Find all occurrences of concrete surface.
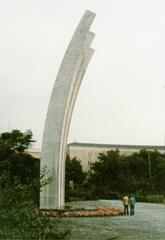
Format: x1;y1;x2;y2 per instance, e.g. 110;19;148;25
63;200;165;240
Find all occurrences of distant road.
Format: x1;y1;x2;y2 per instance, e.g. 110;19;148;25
63;200;165;240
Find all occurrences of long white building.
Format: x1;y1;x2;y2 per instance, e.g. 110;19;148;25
28;142;165;172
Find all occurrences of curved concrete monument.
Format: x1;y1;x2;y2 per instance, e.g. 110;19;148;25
40;10;95;209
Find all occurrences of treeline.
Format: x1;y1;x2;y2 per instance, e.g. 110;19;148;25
66;149;165;203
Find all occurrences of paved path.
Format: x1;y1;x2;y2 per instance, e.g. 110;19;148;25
63;200;165;240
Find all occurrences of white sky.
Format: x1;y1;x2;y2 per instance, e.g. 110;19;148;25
0;0;165;147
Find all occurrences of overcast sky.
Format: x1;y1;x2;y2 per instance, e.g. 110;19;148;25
0;0;165;148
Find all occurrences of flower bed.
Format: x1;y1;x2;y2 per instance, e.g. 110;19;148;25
43;206;123;218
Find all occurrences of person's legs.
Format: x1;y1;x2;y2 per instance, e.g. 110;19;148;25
130;205;133;215
124;205;129;215
130;205;135;215
124;205;126;214
126;205;129;215
132;205;135;215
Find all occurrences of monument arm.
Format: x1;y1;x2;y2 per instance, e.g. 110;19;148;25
40;10;95;210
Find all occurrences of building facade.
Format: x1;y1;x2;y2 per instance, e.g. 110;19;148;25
28;142;165;172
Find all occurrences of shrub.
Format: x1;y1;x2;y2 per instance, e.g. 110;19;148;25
0;201;70;239
135;194;164;203
0;185;71;239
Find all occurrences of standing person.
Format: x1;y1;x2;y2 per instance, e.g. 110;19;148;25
129;196;136;215
122;195;129;215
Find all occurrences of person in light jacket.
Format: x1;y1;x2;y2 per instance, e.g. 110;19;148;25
122;195;129;215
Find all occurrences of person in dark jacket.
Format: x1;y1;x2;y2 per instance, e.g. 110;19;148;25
129;196;136;215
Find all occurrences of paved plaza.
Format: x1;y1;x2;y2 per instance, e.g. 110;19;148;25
63;200;165;240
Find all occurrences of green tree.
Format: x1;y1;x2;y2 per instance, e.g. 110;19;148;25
86;148;165;200
65;155;86;201
0;129;39;204
87;150;127;199
0;130;70;239
65;155;86;185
